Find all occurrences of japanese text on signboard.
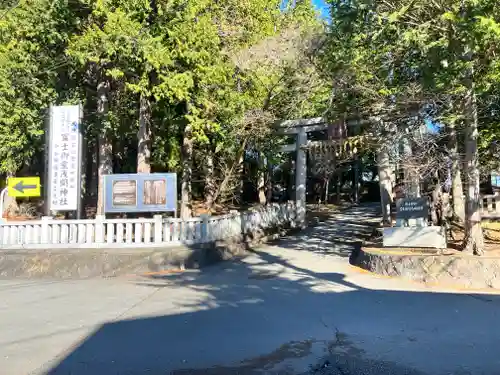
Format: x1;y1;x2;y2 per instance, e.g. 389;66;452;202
48;105;81;211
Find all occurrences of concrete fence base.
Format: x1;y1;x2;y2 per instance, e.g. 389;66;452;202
0;226;294;279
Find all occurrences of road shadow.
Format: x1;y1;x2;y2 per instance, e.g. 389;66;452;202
41;247;500;375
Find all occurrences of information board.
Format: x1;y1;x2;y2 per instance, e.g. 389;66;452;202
104;173;177;213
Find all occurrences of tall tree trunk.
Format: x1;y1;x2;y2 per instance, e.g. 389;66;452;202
209;139;247;212
239;152;246;203
448;121;465;222
444;20;466;222
204;148;215;208
352;154;360;203
378;145;393;225
336;170;342;203
431;173;442;225
96;78;112;216
462;71;484;255
84;138;97;210
257;153;267;204
324;176;330;204
83;65;98;212
402;136;420;197
89;141;99;204
3;171;18;216
180;122;193;219
237;153;245;204
137;93;152;174
288;157;295;201
266;159;273;203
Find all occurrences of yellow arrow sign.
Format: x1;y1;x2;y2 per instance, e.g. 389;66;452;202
7;177;41;198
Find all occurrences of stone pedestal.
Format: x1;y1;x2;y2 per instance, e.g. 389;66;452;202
383;226;447;249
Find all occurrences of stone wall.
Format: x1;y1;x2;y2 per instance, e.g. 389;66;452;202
0;225;295;279
354;248;500;289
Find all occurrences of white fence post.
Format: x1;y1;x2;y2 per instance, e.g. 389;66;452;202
41;216;51;244
95;215;105;243
154;215;163;243
200;214;209;242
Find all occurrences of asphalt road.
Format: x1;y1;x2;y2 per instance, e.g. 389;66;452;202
1;206;500;375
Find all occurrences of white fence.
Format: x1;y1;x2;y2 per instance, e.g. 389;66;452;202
0;202;297;249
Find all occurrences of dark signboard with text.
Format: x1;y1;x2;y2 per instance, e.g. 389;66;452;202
396;198;428;220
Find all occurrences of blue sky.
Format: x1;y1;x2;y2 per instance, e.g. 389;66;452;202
312;0;329;19
309;0;440;135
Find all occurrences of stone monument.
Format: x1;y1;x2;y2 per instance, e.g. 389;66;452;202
383;197;447;249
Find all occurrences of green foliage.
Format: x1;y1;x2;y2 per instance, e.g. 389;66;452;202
0;0;327;206
321;0;500;173
0;0;90;173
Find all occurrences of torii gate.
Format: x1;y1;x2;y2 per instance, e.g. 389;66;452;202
275;117;363;228
275;118;324;228
277;117;427;228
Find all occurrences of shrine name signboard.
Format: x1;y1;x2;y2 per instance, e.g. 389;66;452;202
104;173;176;214
47;105;82;212
396;198;428;220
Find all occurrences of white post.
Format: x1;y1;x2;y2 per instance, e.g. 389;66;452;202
200;214;209;242
95;215;105;243
295;127;307;228
0;188;7;223
41;216;52;244
154;215;163;243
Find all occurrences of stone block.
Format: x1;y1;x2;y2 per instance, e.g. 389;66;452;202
383;226;447;248
354;247;500;289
